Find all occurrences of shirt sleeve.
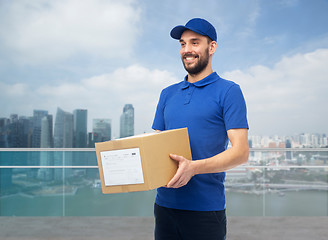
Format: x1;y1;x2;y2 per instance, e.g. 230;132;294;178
152;89;166;131
223;84;249;131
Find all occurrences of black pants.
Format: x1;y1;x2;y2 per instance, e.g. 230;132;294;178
154;203;226;240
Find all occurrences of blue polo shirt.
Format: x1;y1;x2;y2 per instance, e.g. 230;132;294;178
152;72;248;211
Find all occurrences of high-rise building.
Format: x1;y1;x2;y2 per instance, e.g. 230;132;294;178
7;114;19;147
2;115;31;148
38;115;54;180
32;110;48;148
87;132;94;147
0;118;9;147
0;117;13;188
93;119;111;143
120;104;134;138
0;118;9;129
73;109;87;148
40;115;53;148
19;116;33;148
53;108;73;180
286;139;292;160
54;108;73;148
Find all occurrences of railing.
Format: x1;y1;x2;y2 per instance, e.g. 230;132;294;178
0;148;327;216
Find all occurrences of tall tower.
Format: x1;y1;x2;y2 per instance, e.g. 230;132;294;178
54;108;73;148
38;115;54;180
73;109;87;148
32;110;48;148
53;108;73;180
0;118;9;147
285;139;292;160
19;116;33;148
120;104;134;138
93;119;111;143
7;114;19;147
40;115;53;148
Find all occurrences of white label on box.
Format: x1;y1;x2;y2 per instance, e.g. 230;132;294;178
100;148;144;186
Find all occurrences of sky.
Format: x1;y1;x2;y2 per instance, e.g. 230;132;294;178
0;0;328;137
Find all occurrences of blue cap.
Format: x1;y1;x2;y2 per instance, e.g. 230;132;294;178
170;18;217;42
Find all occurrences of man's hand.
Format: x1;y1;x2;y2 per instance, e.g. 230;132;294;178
167;154;196;188
166;129;248;188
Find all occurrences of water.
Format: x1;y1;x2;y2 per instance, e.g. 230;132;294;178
1;150;327;217
1;187;327;217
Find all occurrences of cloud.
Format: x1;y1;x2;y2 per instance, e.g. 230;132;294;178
0;65;178;137
223;48;328;135
0;82;29;97
0;0;141;64
1;47;327;136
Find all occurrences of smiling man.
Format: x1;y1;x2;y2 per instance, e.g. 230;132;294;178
179;30;214;82
152;18;249;240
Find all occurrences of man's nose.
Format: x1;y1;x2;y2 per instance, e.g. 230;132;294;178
182;43;192;53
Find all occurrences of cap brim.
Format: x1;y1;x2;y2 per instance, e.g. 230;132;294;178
170;25;188;40
170;25;209;40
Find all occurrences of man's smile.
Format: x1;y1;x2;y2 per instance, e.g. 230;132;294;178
183;54;199;63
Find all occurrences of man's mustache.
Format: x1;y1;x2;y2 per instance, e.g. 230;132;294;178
182;53;199;58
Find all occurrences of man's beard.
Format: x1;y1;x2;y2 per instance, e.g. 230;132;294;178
182;48;210;75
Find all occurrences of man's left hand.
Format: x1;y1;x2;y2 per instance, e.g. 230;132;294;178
167;154;196;188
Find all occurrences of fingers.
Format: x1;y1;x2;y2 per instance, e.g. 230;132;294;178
167;154;181;187
167;169;183;188
169;153;184;162
167;175;186;188
167;154;191;188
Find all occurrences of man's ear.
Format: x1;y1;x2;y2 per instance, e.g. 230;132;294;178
209;41;217;55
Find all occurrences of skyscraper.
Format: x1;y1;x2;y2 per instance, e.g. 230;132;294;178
38;115;54;180
73;109;87;148
53;108;73;180
286;139;292;160
40;115;53;148
7;114;19;147
0;118;9;147
93;119;111;143
32;110;48;148
54;108;73;148
120;104;134;138
19;116;33;148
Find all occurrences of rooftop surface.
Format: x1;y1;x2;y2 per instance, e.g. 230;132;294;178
0;216;327;240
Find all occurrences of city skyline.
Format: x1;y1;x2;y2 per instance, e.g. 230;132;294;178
0;105;138;148
1;106;327;149
0;1;327;137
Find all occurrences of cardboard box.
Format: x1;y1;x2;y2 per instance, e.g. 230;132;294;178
95;128;191;194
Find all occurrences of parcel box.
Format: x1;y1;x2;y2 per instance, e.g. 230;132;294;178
95;128;191;194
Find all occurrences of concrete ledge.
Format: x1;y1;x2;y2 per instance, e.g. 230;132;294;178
228;217;328;240
0;217;327;240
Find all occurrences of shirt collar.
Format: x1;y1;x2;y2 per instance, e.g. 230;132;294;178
181;72;219;89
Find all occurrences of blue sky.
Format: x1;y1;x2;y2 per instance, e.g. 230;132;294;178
0;0;328;137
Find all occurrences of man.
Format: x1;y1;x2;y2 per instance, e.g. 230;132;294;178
152;18;249;240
